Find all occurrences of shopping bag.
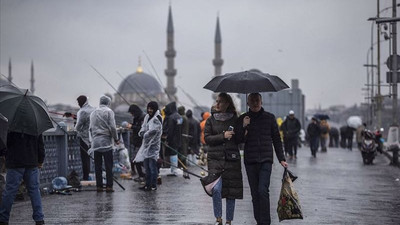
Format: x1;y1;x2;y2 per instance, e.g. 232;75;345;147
277;168;303;222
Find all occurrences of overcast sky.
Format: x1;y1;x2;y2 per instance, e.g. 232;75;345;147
0;0;396;111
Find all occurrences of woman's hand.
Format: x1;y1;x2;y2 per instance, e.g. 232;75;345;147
224;131;235;140
243;116;250;127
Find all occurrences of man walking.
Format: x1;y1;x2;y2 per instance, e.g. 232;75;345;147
235;93;288;225
307;117;321;157
281;110;301;159
75;95;95;181
0;131;45;225
89;95;119;192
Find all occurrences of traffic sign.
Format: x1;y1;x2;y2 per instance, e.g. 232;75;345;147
386;54;400;71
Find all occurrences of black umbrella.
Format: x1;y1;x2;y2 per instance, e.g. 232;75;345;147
203;70;289;94
0;113;8;150
0;85;53;136
313;114;330;120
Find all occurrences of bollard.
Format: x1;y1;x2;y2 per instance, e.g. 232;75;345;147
392;145;399;166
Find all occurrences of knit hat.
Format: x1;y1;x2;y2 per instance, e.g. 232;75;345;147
77;95;87;108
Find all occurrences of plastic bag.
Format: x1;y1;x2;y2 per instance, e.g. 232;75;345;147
277;168;303;221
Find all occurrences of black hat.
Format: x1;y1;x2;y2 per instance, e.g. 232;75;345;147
77;95;87;108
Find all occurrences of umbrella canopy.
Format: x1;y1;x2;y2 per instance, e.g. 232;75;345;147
313;114;330;120
0;113;8;150
203;70;289;94
0;85;53;136
347;116;362;129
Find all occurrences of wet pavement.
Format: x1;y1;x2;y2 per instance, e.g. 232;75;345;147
7;146;400;225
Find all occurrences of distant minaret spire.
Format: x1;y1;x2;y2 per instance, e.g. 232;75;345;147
164;5;177;101
30;60;35;94
137;56;143;73
8;58;12;83
212;15;224;100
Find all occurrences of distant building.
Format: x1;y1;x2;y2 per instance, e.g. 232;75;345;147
239;78;305;126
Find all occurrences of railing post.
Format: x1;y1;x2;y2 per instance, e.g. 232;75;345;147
55;122;68;177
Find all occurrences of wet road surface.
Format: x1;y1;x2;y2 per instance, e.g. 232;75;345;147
7;147;400;224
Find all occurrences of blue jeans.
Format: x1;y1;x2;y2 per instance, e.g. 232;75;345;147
245;162;272;225
212;179;235;221
0;168;44;223
143;158;158;188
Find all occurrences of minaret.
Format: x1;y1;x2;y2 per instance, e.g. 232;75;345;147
164;5;177;101
8;58;12;83
212;16;224;100
30;60;35;94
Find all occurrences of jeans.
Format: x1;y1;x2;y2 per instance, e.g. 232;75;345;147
143;158;158;188
245;162;272;225
0;168;44;223
212;179;235;221
94;150;113;188
80;139;91;180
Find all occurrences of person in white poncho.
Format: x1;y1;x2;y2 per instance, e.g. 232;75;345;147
136;101;162;191
89;95;119;192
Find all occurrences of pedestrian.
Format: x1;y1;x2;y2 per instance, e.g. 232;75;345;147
74;95;95;181
203;93;243;225
186;109;201;166
162;102;182;176
178;106;189;167
199;111;211;166
138;101;163;191
306;117;321;157
319;119;330;152
328;127;339;148
356;123;366;150
339;125;348;148
0;131;45;225
127;104;146;184
345;126;356;150
235;92;288;225
280;110;301;159
89;95;119;192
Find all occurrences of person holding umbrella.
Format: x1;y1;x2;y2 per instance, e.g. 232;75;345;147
235;93;288;225
203;93;243;225
0;85;53;225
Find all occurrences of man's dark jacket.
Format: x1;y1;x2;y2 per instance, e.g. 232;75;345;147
6;132;45;168
129;105;145;148
235;108;285;165
163;102;182;156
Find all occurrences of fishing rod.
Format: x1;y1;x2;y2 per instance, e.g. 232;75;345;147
177;85;202;109
159;158;203;179
162;141;208;173
87;63;131;105
50;117;126;191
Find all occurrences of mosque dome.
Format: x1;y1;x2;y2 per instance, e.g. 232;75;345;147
117;71;164;95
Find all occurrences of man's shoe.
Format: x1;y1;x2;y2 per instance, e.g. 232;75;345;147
105;187;114;193
139;186;150;191
35;221;45;225
0;221;8;225
151;186;157;191
96;187;103;192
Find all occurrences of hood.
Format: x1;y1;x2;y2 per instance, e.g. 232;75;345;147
202;111;211;120
178;106;186;116
164;102;177;116
186;109;193;118
128;104;144;117
99;95;111;107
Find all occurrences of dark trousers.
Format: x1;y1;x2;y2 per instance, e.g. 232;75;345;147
143;158;158;188
286;137;298;156
79;139;91;180
94;150;113;188
245;162;273;225
310;137;319;156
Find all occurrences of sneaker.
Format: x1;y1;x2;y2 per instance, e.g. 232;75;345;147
151;186;157;191
105;187;114;193
139;186;150;191
214;221;222;225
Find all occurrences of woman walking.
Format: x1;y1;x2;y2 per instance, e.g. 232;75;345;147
203;93;243;225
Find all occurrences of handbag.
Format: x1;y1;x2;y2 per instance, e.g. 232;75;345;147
277;168;303;221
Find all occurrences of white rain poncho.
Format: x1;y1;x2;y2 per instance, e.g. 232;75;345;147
74;100;95;146
134;110;162;162
89;96;118;152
